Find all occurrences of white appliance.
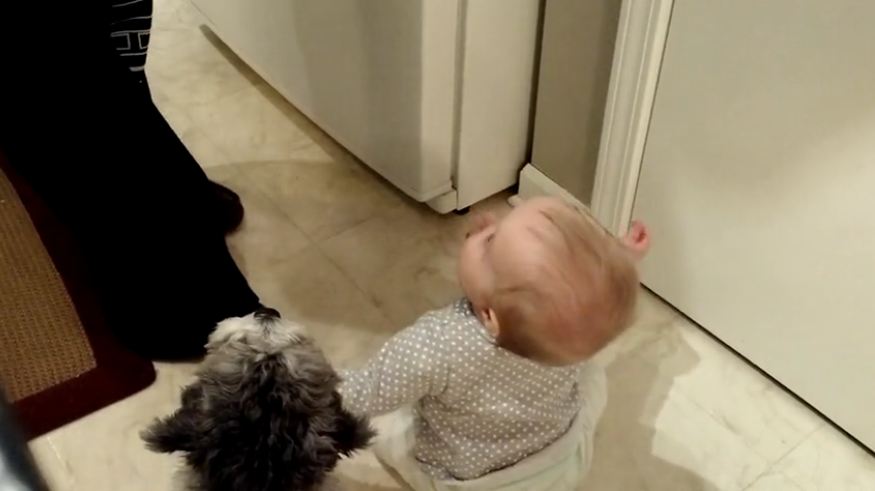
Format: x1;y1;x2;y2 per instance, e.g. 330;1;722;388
190;0;540;213
522;0;875;451
631;0;875;450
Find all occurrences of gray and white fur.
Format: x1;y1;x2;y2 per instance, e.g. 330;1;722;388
142;308;374;491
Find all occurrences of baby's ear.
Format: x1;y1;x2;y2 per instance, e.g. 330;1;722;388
621;221;650;261
141;408;201;453
141;384;205;453
478;308;501;338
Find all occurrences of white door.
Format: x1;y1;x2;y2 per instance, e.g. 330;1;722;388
633;0;875;449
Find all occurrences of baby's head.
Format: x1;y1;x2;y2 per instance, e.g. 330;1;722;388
458;197;649;366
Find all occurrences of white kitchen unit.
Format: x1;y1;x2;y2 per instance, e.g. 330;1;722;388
190;0;540;212
629;0;875;450
528;0;875;452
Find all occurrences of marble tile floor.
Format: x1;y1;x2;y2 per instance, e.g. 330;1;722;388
25;1;875;489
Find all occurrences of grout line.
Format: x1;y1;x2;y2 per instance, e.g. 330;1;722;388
45;436;75;478
644;289;875;459
741;429;817;490
644;321;828;465
621;299;827;483
311;243;396;328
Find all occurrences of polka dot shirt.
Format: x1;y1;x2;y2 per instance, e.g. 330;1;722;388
340;299;604;481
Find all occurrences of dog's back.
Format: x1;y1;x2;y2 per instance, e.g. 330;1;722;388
143;314;373;491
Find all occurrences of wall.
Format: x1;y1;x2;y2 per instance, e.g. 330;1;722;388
530;0;620;204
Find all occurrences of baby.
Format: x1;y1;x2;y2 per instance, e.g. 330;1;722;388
340;197;649;491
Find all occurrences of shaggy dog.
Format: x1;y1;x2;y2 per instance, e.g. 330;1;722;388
142;308;373;490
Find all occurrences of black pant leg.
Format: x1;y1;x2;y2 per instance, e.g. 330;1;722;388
0;0;260;359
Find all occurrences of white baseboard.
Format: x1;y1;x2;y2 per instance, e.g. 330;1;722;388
514;164;589;210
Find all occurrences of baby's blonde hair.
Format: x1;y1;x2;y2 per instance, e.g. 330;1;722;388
491;200;639;365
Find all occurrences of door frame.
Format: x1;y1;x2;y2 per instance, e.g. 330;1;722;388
590;0;674;235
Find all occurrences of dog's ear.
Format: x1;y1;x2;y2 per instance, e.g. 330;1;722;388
332;404;375;456
141;410;200;453
141;385;205;454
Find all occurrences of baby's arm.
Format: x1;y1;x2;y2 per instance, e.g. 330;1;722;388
339;313;449;417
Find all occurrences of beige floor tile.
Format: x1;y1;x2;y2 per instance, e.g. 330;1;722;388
148;4;260;169
242;159;405;242
152;0;205;31
585;354;770;491
177;125;234;169
630;312;824;462
147;25;258;112
319;192;512;326
764;425;875;491
203;163;239;183
592;290;682;367
219;172;312;272
148;8;316;169
320;203;461;326
153;95;197;140
39;363;197;491
149;0;349;169
332;447;405;491
29;436;74;490
186;84;328;165
241;245;395;368
744;470;806;491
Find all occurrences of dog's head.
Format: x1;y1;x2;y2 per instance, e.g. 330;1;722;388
142;308;374;491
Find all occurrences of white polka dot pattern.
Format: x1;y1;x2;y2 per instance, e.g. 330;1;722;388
339;299;603;481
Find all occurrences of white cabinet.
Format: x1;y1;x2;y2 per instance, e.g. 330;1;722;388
190;0;540;212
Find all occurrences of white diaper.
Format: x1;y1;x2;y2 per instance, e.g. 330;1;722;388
373;367;607;491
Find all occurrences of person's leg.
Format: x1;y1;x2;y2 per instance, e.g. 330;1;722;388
107;0;245;235
0;0;260;359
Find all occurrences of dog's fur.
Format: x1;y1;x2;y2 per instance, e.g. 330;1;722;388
142;310;374;491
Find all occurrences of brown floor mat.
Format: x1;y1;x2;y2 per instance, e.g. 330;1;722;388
0;169;97;401
0;155;155;438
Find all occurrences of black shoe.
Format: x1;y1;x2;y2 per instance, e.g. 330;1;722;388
209;181;244;235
